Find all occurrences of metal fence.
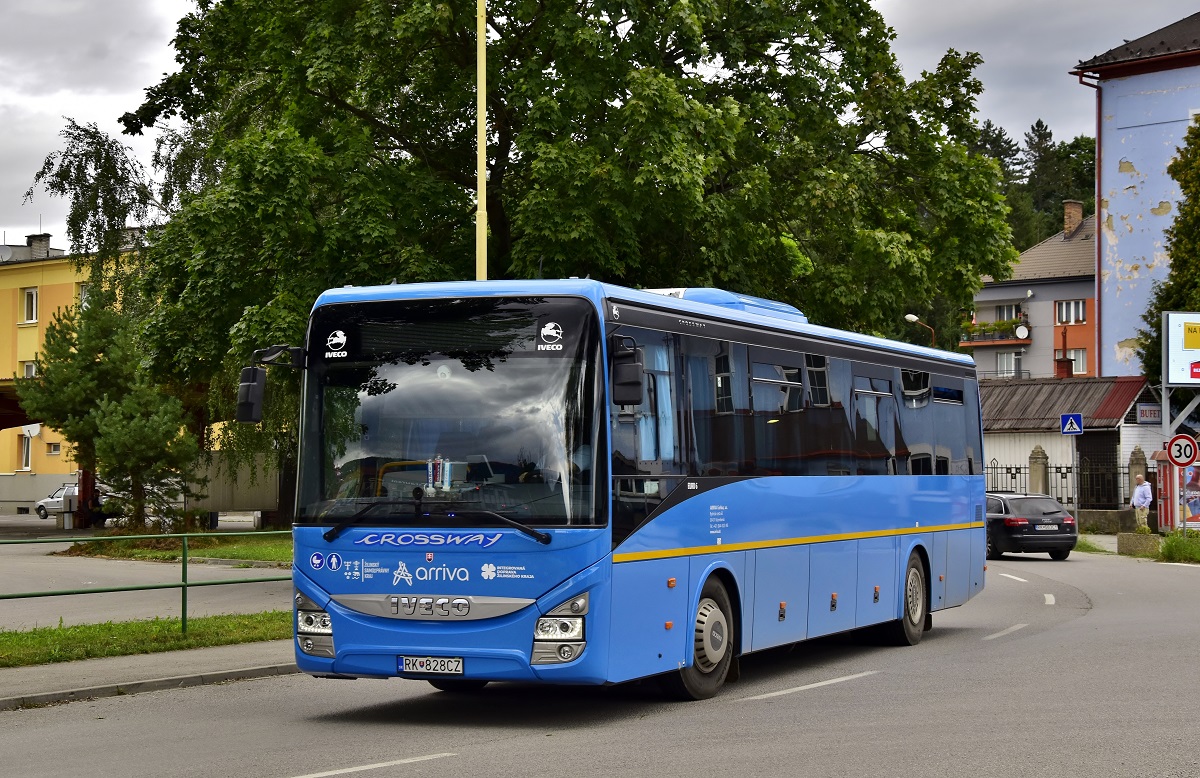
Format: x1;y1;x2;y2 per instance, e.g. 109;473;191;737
985;460;1156;510
0;530;292;633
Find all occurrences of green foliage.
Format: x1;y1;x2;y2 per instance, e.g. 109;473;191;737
119;0;1014;354
973;119;1094;251
93;376;202;528
1139;118;1200;386
1160;531;1200;563
28;1;1019;484
16;298;133;473
0;612;291;668
16;295;201;529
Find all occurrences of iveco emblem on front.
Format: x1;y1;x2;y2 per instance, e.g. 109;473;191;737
325;330;348;358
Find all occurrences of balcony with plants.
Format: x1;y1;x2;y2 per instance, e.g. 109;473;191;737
958;316;1031;347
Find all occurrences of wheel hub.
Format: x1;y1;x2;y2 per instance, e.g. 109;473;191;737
693;597;729;673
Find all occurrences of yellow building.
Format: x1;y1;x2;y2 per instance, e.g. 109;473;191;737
0;234;83;513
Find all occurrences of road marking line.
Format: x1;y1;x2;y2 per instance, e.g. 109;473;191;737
742;670;879;701
289;754;456;778
1044;594;1055;605
999;573;1027;583
983;623;1027;641
1160;563;1200;568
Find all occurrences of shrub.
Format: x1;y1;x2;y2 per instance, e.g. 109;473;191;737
1160;532;1200;563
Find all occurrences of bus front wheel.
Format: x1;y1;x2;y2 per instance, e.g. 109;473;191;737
660;577;734;701
882;551;927;646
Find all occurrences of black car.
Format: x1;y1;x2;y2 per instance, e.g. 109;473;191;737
985;492;1077;561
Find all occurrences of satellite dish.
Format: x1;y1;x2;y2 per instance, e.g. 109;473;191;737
0;246;13;261
1014;324;1030;340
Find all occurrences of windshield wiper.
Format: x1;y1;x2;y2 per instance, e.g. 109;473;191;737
434;507;552;545
323;500;418;542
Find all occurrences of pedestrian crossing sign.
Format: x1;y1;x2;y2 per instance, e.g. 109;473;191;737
1060;413;1083;435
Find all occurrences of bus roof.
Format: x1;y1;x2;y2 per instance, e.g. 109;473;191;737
312;279;974;368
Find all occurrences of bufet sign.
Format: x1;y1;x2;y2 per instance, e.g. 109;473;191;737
1163;312;1200;387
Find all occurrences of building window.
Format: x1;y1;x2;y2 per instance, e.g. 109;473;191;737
78;283;90;309
19;435;31;470
996;351;1023;378
995;303;1022;321
47;442;61;455
21;287;37;323
21;361;36;378
1056;300;1086;325
1056;348;1088;374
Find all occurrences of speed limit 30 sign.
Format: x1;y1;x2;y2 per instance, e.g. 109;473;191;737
1168;434;1198;467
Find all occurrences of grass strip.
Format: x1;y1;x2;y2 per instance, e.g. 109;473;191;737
0;611;292;668
1074;537;1110;554
60;534;293;563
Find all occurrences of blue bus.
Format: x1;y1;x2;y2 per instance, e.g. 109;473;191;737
237;279;985;699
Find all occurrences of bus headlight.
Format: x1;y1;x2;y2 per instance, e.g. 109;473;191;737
295;591;336;658
531;592;587;665
297;610;333;635
535;616;584;640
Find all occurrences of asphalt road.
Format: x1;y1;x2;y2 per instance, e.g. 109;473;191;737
2;549;1199;777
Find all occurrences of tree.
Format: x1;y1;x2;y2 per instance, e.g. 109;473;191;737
119;1;1012;356
25;1;1016;491
972;120;1021;186
1138;118;1200;385
93;375;200;528
15;299;130;480
15;289;200;529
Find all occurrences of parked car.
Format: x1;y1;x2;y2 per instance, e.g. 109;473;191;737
35;484;78;520
986;491;1077;561
35;483;109;520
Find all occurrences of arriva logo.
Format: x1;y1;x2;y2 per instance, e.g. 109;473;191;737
354;532;504;548
392;563;470;587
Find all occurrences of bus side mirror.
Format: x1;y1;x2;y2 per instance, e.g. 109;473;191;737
610;338;644;406
236;366;267;423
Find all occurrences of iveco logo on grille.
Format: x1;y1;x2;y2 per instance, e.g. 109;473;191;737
391;596;471;618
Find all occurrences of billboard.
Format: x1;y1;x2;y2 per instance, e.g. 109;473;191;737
1163;312;1200;387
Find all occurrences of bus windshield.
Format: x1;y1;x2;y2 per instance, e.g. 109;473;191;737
297;296;603;529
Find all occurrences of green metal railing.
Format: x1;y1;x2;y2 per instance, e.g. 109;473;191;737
0;530;292;634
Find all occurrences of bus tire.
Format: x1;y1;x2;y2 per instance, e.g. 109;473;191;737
427;679;489;693
660;577;734;701
883;551;926;646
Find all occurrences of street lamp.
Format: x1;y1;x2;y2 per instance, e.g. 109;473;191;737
904;313;936;348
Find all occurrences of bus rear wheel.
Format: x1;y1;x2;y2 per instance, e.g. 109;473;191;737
660;577;734;701
427;679;489;693
882;551;927;646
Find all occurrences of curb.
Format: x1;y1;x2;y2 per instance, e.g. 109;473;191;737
0;663;299;711
191;557;292;569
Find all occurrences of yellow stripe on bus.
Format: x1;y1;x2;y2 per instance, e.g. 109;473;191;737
611;522;984;564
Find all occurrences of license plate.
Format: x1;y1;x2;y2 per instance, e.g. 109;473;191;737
1035;524;1059;531
401;656;463;675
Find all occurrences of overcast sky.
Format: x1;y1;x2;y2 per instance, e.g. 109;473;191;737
3;0;1198;252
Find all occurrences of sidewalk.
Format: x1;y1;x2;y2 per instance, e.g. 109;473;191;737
1081;533;1118;552
0;639;297;711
